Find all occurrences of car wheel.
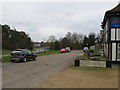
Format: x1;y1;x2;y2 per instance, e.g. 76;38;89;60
23;57;27;62
33;57;36;61
11;60;15;63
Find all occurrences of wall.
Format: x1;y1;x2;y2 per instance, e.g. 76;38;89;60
117;43;120;61
104;44;108;58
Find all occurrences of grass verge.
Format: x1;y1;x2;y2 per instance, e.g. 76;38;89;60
35;50;59;56
2;49;12;55
71;66;115;70
2;50;60;63
2;56;10;63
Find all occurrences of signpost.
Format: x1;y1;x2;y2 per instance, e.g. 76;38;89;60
111;17;120;28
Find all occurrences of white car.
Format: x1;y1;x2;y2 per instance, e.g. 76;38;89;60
83;47;89;52
65;47;71;52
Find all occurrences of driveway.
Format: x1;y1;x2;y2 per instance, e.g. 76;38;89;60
2;50;82;88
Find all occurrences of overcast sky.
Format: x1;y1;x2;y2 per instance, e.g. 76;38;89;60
1;2;118;42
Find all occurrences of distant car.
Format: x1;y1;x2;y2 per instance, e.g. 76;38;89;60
60;48;67;53
83;47;89;52
65;47;71;52
10;49;37;62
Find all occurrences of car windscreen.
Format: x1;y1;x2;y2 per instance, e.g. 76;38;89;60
12;51;22;54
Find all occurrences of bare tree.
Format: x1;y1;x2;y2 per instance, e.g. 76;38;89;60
64;32;84;50
71;32;84;43
65;32;72;40
48;35;56;43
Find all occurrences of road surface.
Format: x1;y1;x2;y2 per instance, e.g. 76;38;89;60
2;50;82;88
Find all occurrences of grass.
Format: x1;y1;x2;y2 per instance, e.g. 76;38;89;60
35;50;59;56
76;55;88;60
2;56;10;63
71;66;115;70
2;50;60;63
2;49;12;55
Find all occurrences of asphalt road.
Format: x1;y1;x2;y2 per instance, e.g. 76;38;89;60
2;50;83;88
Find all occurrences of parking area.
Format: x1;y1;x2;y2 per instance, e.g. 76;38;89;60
35;66;118;88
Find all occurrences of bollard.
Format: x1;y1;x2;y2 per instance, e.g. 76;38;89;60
106;61;112;68
75;60;80;66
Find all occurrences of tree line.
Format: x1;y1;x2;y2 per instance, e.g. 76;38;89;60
1;24;33;50
41;32;99;50
1;24;101;50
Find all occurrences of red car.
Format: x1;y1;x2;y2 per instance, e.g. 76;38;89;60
60;48;67;53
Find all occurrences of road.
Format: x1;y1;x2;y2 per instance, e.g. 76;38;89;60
2;50;83;88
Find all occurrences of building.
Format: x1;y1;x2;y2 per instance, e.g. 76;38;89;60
33;42;41;48
101;3;120;62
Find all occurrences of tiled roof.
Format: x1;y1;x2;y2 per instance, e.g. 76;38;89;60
106;4;120;13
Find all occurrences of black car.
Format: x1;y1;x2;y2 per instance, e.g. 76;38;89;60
10;49;37;62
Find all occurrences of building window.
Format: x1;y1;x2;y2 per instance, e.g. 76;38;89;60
111;29;115;40
116;28;120;40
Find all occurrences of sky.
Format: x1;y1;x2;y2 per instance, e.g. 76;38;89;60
1;1;119;42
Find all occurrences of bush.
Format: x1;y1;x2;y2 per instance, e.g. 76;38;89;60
76;49;102;60
89;49;101;57
76;56;86;60
89;49;94;53
2;56;10;63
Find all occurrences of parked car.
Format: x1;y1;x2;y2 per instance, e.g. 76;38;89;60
60;48;67;53
65;47;71;52
83;47;89;52
10;49;37;62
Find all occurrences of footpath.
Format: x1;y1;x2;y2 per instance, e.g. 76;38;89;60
35;66;118;88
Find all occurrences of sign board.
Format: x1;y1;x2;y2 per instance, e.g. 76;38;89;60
111;17;120;28
80;60;106;67
45;46;51;49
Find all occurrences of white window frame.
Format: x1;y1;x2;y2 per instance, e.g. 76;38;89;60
111;29;115;41
116;28;120;41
